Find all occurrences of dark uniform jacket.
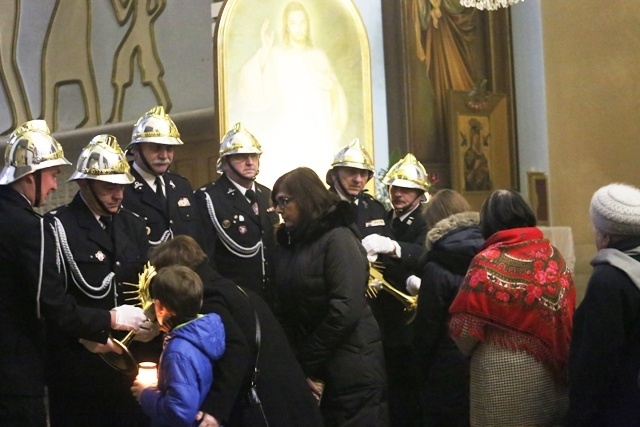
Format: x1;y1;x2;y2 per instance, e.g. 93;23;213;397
275;201;389;426
195;174;279;303
44;193;152;427
329;186;392;239
123;165;203;248
196;263;323;427
0;186;110;398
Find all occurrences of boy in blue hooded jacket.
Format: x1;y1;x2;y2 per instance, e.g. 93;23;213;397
131;265;225;426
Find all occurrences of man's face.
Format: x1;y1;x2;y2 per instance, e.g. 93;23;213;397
389;185;423;212
35;166;61;207
223;153;260;182
133;143;174;175
79;180;126;215
287;10;308;43
335;167;370;197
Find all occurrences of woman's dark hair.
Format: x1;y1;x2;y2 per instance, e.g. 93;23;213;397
152;265;203;318
272;167;339;229
148;235;208;270
423;189;471;229
479;189;537;239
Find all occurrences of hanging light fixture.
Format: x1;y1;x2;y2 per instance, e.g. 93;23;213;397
460;0;523;10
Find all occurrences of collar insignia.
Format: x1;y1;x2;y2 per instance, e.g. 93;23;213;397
95;251;106;262
177;197;191;207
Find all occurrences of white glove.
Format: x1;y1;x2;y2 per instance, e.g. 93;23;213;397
133;320;161;343
362;234;400;258
111;305;146;331
405;275;421;296
371;279;384;291
79;337;123;354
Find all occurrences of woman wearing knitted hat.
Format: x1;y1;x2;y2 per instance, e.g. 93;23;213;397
567;183;640;426
448;189;576;426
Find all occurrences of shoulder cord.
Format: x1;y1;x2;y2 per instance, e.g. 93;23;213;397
237;286;270;427
203;191;263;258
52;217;115;301
149;229;173;247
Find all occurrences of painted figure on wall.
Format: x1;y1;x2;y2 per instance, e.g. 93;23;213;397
413;0;479;151
108;0;171;123
236;1;348;188
0;0;31;134
462;117;491;191
41;0;101;131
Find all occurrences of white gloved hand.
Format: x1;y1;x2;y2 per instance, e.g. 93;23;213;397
362;234;400;258
111;305;146;331
79;337;123;354
133;320;161;343
371;279;384;291
405;275;421;296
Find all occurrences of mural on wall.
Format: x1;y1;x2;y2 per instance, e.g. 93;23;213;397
0;1;31;134
107;0;172;123
42;0;100;131
0;0;201;136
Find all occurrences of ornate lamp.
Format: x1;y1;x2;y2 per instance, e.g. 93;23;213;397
460;0;523;11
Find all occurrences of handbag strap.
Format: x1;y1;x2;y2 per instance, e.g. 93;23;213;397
236;286;269;427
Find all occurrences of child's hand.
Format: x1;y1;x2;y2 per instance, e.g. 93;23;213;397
131;379;146;402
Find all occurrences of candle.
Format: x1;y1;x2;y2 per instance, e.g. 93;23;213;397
136;362;158;388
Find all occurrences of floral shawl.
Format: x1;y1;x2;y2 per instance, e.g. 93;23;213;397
449;227;576;380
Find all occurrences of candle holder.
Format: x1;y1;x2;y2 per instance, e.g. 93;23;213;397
100;262;157;375
136;361;158;388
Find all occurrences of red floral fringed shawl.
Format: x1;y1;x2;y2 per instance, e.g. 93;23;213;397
449;227;576;382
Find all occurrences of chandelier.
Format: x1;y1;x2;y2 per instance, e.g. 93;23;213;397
460;0;523;10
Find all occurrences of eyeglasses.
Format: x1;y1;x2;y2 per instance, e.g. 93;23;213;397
274;196;294;208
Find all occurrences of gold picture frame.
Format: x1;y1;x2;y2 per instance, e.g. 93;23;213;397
448;90;513;210
214;0;373;188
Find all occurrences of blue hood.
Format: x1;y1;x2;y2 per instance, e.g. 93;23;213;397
169;313;225;362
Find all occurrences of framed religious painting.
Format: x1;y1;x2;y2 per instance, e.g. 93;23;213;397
214;0;374;189
527;171;550;225
448;90;514;209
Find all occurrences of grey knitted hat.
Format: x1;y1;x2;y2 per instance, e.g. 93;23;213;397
590;183;640;236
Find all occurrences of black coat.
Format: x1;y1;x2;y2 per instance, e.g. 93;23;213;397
123;165;203;247
44;193;153;427
414;212;483;426
195;174;279;303
275;201;389;426
0;186;110;398
196;263;323;427
567;237;640;426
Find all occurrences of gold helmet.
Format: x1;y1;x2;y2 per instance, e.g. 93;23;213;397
216;123;262;173
69;134;134;185
0;120;71;185
382;153;431;193
127;106;183;149
331;138;375;174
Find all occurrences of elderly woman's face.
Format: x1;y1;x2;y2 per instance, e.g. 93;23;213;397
274;191;300;229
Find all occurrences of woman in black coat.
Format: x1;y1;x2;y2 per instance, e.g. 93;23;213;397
272;167;389;427
413;189;484;426
149;235;322;427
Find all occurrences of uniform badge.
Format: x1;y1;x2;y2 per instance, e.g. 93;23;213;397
238;225;248;235
366;219;386;227
146;226;151;235
252;203;259;215
406;218;414;225
95;251;106;262
169;180;176;189
177;197;191;207
134;181;144;190
238;215;245;222
222;220;231;229
227;188;236;196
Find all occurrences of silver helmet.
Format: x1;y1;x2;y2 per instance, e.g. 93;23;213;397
330;138;375;174
127;106;183;149
216;123;262;173
69;134;134;185
382;153;431;192
0;120;71;185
